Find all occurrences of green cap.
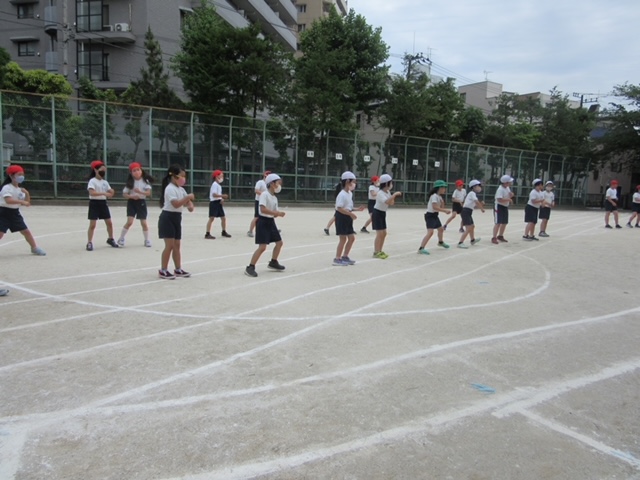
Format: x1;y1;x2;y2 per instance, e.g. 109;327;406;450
434;180;447;188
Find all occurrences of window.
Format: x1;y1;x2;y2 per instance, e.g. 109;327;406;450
298;4;307;13
298;24;306;32
76;0;103;32
18;41;37;57
17;4;36;19
77;42;108;81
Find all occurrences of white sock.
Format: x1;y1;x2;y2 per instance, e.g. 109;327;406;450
120;228;128;240
143;229;149;241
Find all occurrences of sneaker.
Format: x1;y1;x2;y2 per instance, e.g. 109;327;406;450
205;232;216;239
144;240;152;247
360;227;369;233
158;269;175;280
491;237;499;245
438;242;450;249
333;258;348;266
538;232;549;237
106;238;120;248
522;235;533;241
636;224;640;228
247;231;254;237
373;251;388;259
31;247;46;256
457;243;468;249
174;269;191;278
471;238;481;245
497;236;508;243
341;256;356;265
268;259;285;271
117;238;125;247
626;223;632;228
245;265;258;277
324;228;330;236
417;248;430;255
530;236;539;241
86;242;93;251
615;224;622;229
459;227;465;233
605;225;612;229
222;231;232;238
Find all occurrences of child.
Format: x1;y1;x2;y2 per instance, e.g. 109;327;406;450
491;174;514;244
444;179;466;233
247;170;270;237
158;164;195;279
604;180;622;229
205;169;231;239
360;175;380;233
0;164;46;256
457;179;484;248
118;162;153;247
626;185;640;228
245;173;286;277
538;181;555;237
333;171;365;265
86;160;118;251
523;179;545;241
418;180;451;255
372;174;402;258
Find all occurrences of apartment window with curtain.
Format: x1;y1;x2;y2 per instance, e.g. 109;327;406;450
297;4;306;13
76;0;103;32
17;4;36;19
77;42;107;81
18;42;37;57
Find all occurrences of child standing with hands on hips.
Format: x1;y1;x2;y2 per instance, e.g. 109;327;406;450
418;180;451;255
457;179;484;248
0;165;46;255
86;160;119;251
245;173;286;277
333;171;365;266
118;162;153;247
158;164;195;280
205;169;231;239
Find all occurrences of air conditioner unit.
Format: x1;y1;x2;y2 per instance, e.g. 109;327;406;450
103;25;113;31
115;23;129;32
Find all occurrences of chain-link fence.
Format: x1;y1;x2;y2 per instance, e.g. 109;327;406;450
1;90;591;206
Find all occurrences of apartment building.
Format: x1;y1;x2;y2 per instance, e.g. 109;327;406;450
1;0;297;93
293;0;347;36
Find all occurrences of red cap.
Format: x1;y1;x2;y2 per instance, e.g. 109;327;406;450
636;185;640;191
371;175;379;183
91;160;104;170
264;170;272;176
610;179;618;185
212;169;223;178
129;162;142;171
6;165;24;176
455;179;464;187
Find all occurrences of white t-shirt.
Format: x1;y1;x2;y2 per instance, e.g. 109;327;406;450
0;184;25;209
495;185;511;208
123;179;151;200
452;188;466;203
543;190;555;206
254;179;267;201
606;187;618;201
528;189;545;209
335;190;354;212
633;192;640;204
258;190;278;218
163;183;188;212
368;185;379;200
88;178;111;200
426;193;442;213
209;181;222;202
463;190;479;210
374;189;391;212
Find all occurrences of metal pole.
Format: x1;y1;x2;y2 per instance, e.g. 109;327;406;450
189;112;194;192
262;120;266;173
465;143;471;183
425;139;431;204
0;92;4;166
559;155;565;206
403;137;408;203
324;131;329;202
228;116;234;199
51;96;58;198
102;101;107;162
294;126;299;202
148;107;153;174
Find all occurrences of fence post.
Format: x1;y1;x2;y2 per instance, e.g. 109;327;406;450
465;144;471;183
0;92;3;166
403;137;409;203
148;107;153;174
262;120;267;173
324;130;329;202
102;101;107;162
424;139;431;204
51;96;58;198
294;126;299;202
189;112;195;192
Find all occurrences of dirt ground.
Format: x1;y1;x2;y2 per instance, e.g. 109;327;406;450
0;202;639;479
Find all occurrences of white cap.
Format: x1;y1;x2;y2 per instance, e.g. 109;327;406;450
379;174;392;183
533;178;543;186
500;175;513;183
265;173;281;185
341;171;356;180
545;180;554;186
468;179;481;188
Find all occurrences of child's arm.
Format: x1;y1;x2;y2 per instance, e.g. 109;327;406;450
386;192;402;206
21;188;31;204
336;206;357;219
171;193;195;209
259;205;285;217
475;199;485;212
432;200;450;215
3;195;29;207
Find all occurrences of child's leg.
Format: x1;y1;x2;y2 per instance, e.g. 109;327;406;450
613;211;619;225
88;220;97;242
171;239;182;269
335;235;347;258
466;224;475;241
221;216;227;231
105;219;114;239
326;216;335;229
540;218;548;233
206;217;214;233
374;230;386;252
344;234;356;257
161;239;175;270
459;226;470;243
604;212;610;225
492;223;500;239
498;224;507;237
445;211;457;226
140;219;150;241
272;240;283;260
120;216;135;240
419;229;434;249
363;213;373;229
250;244;267;265
19;229;38;250
0;231;4;241
436;226;445;242
249;216;257;233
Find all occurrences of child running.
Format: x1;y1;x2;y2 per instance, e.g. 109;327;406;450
0;164;46;256
445;179;466;233
604;180;622;229
491;174;514;244
205;169;231;239
372;174;402;258
86;160;119;251
626;185;640;228
523;179;545;241
118;162;153;247
247;170;270;237
158;164;195;279
418;180;451;255
360;175;380;233
333;171;365;266
457;179;484;248
538;181;555;237
245;173;286;277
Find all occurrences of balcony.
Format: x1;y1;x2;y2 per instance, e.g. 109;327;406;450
44;6;57;34
265;0;297;26
45;51;58;73
10;0;39;4
232;0;297;51
75;24;135;44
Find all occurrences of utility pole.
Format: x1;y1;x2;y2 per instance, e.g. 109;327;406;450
572;92;599;108
61;0;69;78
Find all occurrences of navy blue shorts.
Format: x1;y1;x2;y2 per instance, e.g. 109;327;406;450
126;199;148;220
255;216;281;245
461;207;474;226
335;211;355;236
367;199;376;214
539;207;551;220
88;199;111;220
452;202;463;214
0;207;28;233
604;201;617;212
632;203;640;213
372;209;387;230
494;204;509;224
524;204;539;224
209;200;225;218
424;212;441;230
254;200;260;218
158;211;182;240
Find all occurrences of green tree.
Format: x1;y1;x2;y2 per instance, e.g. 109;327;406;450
0;47;10;86
76;76;119;161
458;107;487;144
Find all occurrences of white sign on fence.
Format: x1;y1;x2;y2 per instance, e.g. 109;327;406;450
364;155;371;163
335;153;342;160
307;151;314;158
412;159;419;166
391;157;398;164
434;161;440;168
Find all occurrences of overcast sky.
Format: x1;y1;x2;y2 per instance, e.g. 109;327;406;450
348;0;639;107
